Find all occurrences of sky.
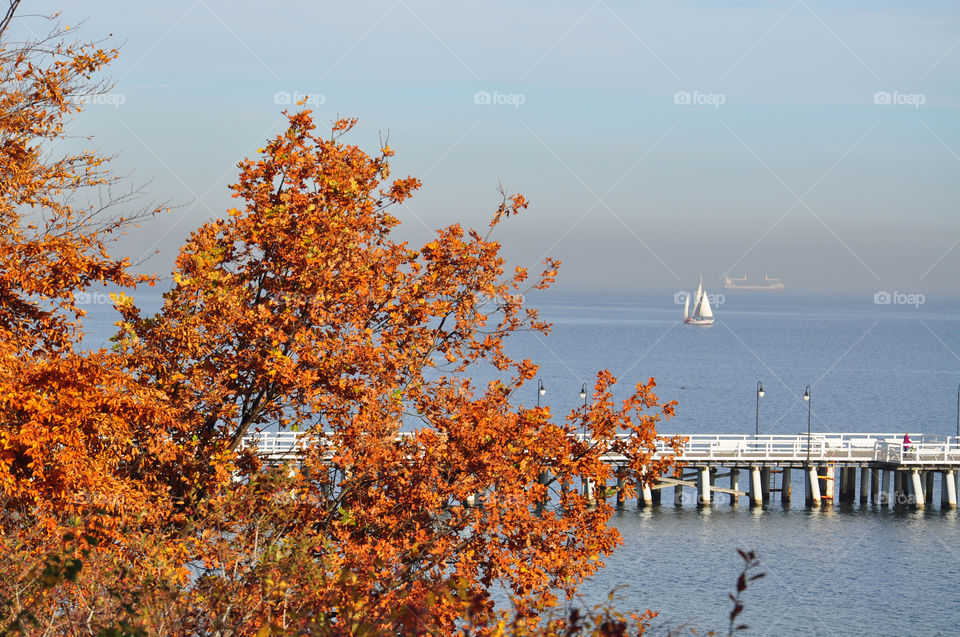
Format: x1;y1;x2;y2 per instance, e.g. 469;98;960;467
14;0;960;295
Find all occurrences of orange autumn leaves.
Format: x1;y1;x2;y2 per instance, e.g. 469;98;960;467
0;15;176;524
0;10;680;635
115;111;680;633
0;15;196;633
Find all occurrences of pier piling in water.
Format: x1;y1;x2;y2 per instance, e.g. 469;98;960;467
805;466;821;506
781;467;792;504
943;470;957;509
698;467;712;506
730;468;740;506
640;480;653;508
750;466;763;507
760;467;771;503
910;470;925;510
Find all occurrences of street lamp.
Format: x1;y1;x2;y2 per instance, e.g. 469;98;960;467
755;381;764;437
538;379;546;408
803;385;812;464
580;383;587;439
956;384;959;438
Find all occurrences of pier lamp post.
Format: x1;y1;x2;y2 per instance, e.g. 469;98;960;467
580;383;587;439
803;385;812;464
538;379;546;408
956;384;959;438
755;381;764;437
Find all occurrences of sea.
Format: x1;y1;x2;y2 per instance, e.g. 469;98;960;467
79;287;960;636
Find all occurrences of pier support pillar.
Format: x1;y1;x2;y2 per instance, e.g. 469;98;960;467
585;478;596;508
805;466;821;506
840;467;857;503
616;474;625;508
894;471;904;506
674;482;684;506
818;465;834;502
910;470;925;510
639;481;653;508
942;471;957;510
698;467;712;506
761;467;771;503
925;472;935;507
652;484;662;506
860;468;870;504
730;469;740;507
881;469;890;506
781;467;792;504
750;466;763;507
870;469;880;505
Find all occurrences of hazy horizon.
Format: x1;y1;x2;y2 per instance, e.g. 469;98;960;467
15;1;960;295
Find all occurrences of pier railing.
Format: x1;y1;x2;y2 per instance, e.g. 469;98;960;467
641;433;960;465
241;431;960;466
875;438;960;465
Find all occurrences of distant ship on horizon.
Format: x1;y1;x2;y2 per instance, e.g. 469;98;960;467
723;275;784;291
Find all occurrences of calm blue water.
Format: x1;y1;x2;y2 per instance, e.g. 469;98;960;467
79;287;960;636
511;289;960;637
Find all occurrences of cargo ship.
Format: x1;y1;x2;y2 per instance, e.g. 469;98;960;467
722;275;784;291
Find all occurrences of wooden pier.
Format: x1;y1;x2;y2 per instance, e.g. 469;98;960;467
241;431;960;511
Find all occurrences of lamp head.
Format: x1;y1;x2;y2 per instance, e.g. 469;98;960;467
579;383;586;401
538;380;546;397
803;386;810;402
757;381;764;398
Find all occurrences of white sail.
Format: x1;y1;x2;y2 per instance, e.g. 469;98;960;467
698;289;714;318
683;294;690;320
692;275;705;317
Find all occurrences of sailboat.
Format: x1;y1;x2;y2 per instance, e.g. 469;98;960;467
682;275;714;326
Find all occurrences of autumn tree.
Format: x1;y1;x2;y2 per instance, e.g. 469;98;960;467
0;3;682;633
111;110;682;634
